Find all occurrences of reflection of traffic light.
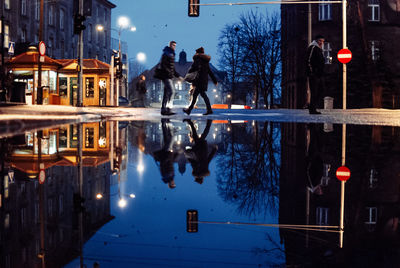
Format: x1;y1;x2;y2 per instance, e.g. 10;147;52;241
74;14;86;34
186;210;198;232
188;0;200;17
114;55;123;79
73;193;85;212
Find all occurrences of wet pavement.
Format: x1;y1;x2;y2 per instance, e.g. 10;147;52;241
1;108;400;267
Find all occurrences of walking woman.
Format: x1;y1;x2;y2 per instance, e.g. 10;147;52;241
183;47;218;115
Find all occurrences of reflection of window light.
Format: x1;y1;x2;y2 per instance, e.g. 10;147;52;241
98;137;107;147
4;213;10;229
369;168;378;189
365;207;377;232
213;133;216;139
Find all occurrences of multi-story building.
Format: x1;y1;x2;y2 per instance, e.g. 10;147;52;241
281;1;400;109
0;0;115;62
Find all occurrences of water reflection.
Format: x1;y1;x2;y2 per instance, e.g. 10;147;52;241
1;121;400;266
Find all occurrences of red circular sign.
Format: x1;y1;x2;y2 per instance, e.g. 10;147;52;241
337;48;352;64
336;166;351;181
39;41;46;56
39;169;45;184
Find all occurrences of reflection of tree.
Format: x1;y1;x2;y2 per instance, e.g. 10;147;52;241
216;121;281;217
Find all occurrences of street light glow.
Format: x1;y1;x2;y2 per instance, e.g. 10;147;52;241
118;16;130;29
130;26;137;32
118;198;127;208
136;52;146;63
96;25;104;31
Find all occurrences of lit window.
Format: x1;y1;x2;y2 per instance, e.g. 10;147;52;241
85;77;95;98
322;42;332;64
368;0;380;21
4;0;10;10
319;0;332;21
4;25;9;48
85;127;94;148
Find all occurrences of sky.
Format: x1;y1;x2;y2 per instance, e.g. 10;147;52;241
110;0;280;69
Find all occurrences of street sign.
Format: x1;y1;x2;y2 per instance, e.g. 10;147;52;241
8;42;15;55
39;41;46;56
39;169;45;184
337;48;352;64
336;166;350;181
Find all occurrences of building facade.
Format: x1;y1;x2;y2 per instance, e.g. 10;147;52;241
0;0;115;62
281;0;400;109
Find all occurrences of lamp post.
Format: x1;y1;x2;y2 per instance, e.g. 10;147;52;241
97;16;136;106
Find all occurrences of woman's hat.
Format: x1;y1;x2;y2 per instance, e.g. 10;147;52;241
196;47;204;53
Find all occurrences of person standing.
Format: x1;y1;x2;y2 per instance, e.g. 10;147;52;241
158;41;182;116
183;47;218;116
133;75;147;107
306;35;325;114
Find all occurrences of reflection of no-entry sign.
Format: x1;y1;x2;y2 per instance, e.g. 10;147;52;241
39;169;45;184
336;166;351;181
337;48;352;64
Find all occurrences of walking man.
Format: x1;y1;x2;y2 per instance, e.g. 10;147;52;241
306;35;325;114
159;41;182;115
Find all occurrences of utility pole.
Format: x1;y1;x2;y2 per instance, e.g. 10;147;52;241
77;0;84;107
37;0;44;104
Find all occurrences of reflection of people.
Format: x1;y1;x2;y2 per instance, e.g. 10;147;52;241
306;35;325;114
184;119;218;183
153;119;178;188
305;123;323;195
183;47;218;116
134;75;147;107
159;41;182;116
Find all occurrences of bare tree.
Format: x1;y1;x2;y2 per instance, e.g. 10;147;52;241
218;10;281;109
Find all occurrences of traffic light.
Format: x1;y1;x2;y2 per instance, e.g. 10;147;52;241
74;14;86;35
188;0;200;17
186;210;198;232
114;55;123;79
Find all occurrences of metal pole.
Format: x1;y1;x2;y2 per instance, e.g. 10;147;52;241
110;54;114;106
339;123;346;248
77;123;84;267
342;0;347;109
306;3;312;108
77;0;84;107
117;31;121;106
37;0;44;104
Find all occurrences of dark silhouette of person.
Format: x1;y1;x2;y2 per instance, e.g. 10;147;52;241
153;119;178;188
183;47;218;116
306;35;326;114
183;119;218;184
133;74;147;107
305;123;323;195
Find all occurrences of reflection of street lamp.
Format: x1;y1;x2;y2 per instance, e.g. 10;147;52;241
96;192;136;208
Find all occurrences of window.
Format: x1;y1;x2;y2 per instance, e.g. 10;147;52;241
4;0;10;10
316;207;329;225
49;6;54;26
21;29;26;43
88;24;92;42
104;30;107;47
368;0;380;21
21;0;27;16
60;9;65;30
319;0;332;21
369;40;380;61
85;77;95;98
35;0;40;20
85;127;94;148
104;8;107;22
322;42;332;64
365;207;377;232
59;194;64;215
3;25;9;48
368;168;378;188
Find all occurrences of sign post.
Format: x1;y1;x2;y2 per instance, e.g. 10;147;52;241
336;165;350;248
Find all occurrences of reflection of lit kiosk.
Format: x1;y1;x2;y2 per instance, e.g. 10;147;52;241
6;47;112;106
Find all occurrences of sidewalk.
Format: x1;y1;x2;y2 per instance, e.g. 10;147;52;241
2;104;400;135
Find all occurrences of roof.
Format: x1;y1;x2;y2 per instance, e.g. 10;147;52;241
7;51;62;68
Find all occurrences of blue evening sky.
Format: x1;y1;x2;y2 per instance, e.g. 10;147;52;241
111;0;280;68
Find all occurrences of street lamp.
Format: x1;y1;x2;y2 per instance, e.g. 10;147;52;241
96;191;136;208
97;16;136;106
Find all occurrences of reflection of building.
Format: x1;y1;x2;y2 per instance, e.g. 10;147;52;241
0;122;115;267
280;122;400;266
7;49;112;106
281;1;400;109
131;49;227;108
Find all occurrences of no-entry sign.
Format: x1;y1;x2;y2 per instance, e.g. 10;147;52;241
337;48;352;64
336;166;351;181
